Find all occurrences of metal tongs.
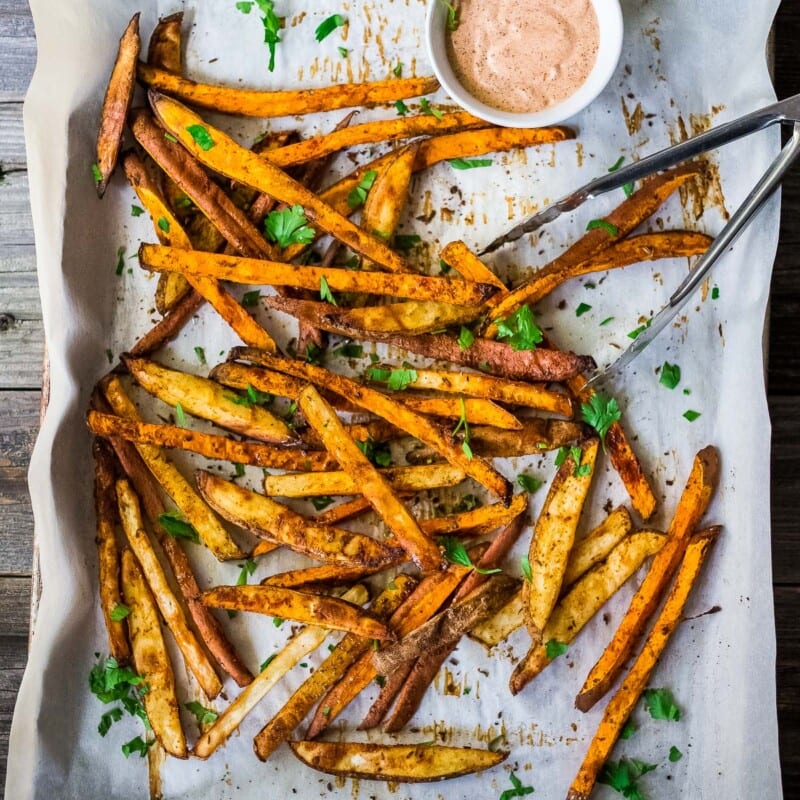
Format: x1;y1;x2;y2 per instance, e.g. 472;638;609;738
480;94;800;389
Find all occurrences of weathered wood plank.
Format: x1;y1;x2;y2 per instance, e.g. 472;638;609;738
776;585;800;795
0;169;33;247
0;104;25;169
0;577;32;636
0;0;36;103
0;633;29;790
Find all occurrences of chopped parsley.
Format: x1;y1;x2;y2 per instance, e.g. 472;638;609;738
158;511;200;544
576;302;592;317
347;170;378;208
449;158;492;170
520;555;532;582
273;617;284;627
311;496;334;511
620;719;637;739
711;286;720;300
517;473;542;493
236;558;257;586
185;701;218;726
110;604;130;622
337;46;349;58
115;246;126;276
131;205;144;217
157;216;170;233
420;97;444;120
643;687;681;721
186;124;215;151
494;304;543;351
98;708;123;736
608;156;625;171
242;289;262;307
248;0;283;72
458;326;474;350
555;445;591;478
440;0;459;30
315;14;347;42
92;162;103;184
499;772;534;800
394;234;422;253
175;402;187;427
233;462;246;478
367;366;417;391
194;346;207;365
627;318;652;339
438;536;501;575
452;396;472;458
659;361;681;390
375;675;386;687
319;276;337;305
669;745;683;762
89;655;150;743
264;205;315;248
121;736;153;759
260;654;277;671
334;343;363;359
356;438;392;467
581;392;621;445
227;384;273;407
545;639;568;659
586;218;619;237
683;409;701;422
164;132;178;143
236;1;254;11
599;758;657;800
393;62;403;77
395;99;409;116
600;316;615;326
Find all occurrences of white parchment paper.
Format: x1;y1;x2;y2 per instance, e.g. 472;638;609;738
9;1;784;798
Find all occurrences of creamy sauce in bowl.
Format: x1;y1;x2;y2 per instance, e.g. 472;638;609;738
446;0;600;114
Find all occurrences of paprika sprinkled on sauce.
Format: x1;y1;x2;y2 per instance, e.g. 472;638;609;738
446;0;600;114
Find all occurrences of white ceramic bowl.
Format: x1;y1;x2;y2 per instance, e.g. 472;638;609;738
425;0;624;128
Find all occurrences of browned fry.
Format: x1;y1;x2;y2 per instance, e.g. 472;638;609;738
147;12;183;73
128;289;205;357
267;112;488;167
120;549;187;758
262;563;389;590
95;14;140;196
138;244;494;306
440;241;507;290
138;65;439;116
91;392;252;686
87;410;335;471
420;492;528;538
92;439;131;664
210;361;305;399
129;109;277;260
576;446;719;712
115;479;223;699
265;296;479;336
567;529;719;800
196;471;404;568
252;577;416;761
482;163;704;330
379;512;526;732
229;349;513;504
298;384;444;572
202;584;395;641
150;93;417;273
403;397;522;430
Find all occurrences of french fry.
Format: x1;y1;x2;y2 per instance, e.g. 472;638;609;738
403;397;522;430
147;12;183;73
115;479;223;699
567;528;720;800
298;384;444;572
123;356;293;444
440;241;507;291
372;574;519;675
196;471;404;568
468;591;526;649
229;348;513;504
210;361;305;400
92;439;131;664
202;584;395;641
316;496;374;525
138;244;494;306
306;558;475;737
102;375;245;561
366;365;572;416
120;549;187;758
289;741;506;782
265;296;480;336
149;93;412;273
482;164;703;330
524;439;599;644
267;112;487;167
252;576;416;761
563;506;633;588
262;563;391;590
509;530;666;694
92;392;253;687
87;410;335;471
575;446;719;711
263;464;466;498
139;65;439;117
192;584;368;759
130;109;277;261
95;14;140;196
420;492;528;537
128;289;205;357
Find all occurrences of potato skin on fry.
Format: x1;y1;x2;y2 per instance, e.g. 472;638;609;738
289;741;507;782
95;13;140;196
147;12;183;74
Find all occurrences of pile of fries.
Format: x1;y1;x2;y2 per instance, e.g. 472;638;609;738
85;11;723;797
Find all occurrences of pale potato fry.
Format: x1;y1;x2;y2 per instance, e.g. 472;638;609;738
468;591;526;649
509;530;666;694
196;471;404;568
123;356;293;444
115;479;222;699
524;439;599;643
192;584;367;759
138;244;494;306
102;375;245;561
289;742;506;782
563;506;633;589
366;365;572;416
120;549;187;758
402;397;523;430
298;384;444;572
95;13;140;196
210;361;306;400
202;584;394;641
263;464;466;498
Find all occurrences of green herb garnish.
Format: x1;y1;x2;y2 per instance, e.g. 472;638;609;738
586;218;619;237
394;234;422;253
110;604;130;622
131;205;144;217
669;746;683;762
576;302;592;317
643;687;681;720
545;639;568;659
236;558;257;586
458;326;474;350
499;772;534;800
315;14;347;42
517;473;542;493
319;275;337;305
185;701;218;726
175;402;187;427
449;158;492;170
186;124;215;151
659;361;681;390
599;758;657;800
264;205;315;248
683;409;701;422
420;97;443;120
395;99;409;116
158;511;200;544
581;392;621;445
347;169;378;208
494;305;543;351
438;536;501;574
520;555;532;582
157;216;170;233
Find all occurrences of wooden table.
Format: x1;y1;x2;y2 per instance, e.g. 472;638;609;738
0;1;798;795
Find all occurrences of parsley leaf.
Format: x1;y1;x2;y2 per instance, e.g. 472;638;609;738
599;758;656;800
623;181;635;198
393;62;403;77
494;305;543;351
260;654;276;671
643;687;681;721
158;511;200;544
620;719;637;739
520;555;532;582
628;318;652;339
449;158;492;170
257;0;283;72
586;218;619;237
440;0;459;30
683;409;701;422
236;1;254;11
388;368;417;391
395;99;409;116
458;326;474;350
498;772;534;800
236;558;257;586
394;234;422;253
264;205;315;248
242;289;262;307
186;124;215;151
669;745;683;762
315;14;347;42
115;246;126;276
347;170;378;208
451;397;472;459
356;438;392;467
319;275;337;305
581;392;621;445
420;97;443;120
711;286;720;300
121;736;153;758
438;536;501;575
92;162;103;184
131;205;144;217
175;402;187;427
576;302;592;317
659;361;681;390
337;46;349;57
185;701;218;726
110;604;130;622
517;473;542;493
311;495;334;511
600;316;615;326
157;216;170;233
545;639;568;659
334;343;364;359
608;156;625;172
98;707;123;736
194;346;207;365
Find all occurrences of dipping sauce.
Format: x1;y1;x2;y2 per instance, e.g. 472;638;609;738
446;0;600;114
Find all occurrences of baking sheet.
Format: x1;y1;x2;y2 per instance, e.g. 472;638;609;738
9;0;784;798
